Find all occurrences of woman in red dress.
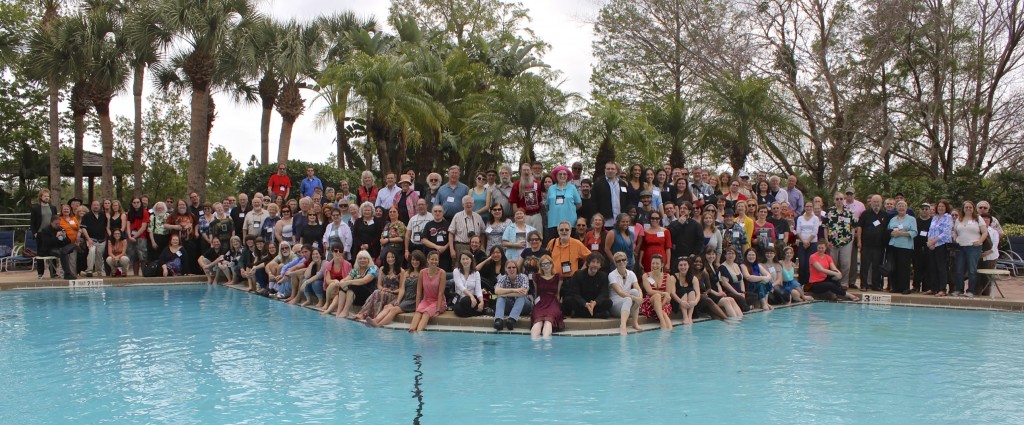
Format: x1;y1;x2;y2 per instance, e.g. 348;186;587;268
640;254;675;330
530;255;565;340
639;211;672;273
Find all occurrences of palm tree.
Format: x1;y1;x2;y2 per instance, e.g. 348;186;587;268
76;6;129;201
646;95;698;169
328;48;444;174
273;20;324;164
700;74;795;176
146;0;260;201
581;97;656;178
227;16;280;166
122;2;170;197
25;0;65;201
313;12;376;169
69;81;91;198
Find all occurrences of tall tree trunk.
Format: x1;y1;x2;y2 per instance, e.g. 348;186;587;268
669;139;685;169
95;98;115;201
278;117;295;164
275;83;303;165
132;65;144;197
48;79;61;202
334;119;347;169
187;87;211;202
594;134;616;180
73;111;85;199
258;74;278;166
260;100;273;165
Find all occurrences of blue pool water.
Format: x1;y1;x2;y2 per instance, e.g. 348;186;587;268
1;285;1023;424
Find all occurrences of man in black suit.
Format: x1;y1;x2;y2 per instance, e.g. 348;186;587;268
29;189;58;277
591;162;636;229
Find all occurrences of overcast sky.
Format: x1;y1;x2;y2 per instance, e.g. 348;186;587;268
101;0;600;165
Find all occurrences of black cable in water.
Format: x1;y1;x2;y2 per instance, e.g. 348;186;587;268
412;354;424;425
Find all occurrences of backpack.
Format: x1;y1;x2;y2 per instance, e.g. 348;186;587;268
142;261;162;277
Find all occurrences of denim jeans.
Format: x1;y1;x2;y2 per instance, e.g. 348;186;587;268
495;295;527;320
953;245;981;294
304;279;325;299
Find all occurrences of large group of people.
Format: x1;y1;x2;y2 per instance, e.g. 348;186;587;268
26;161;1007;336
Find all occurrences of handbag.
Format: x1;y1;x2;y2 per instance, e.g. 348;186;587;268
879;252;893;277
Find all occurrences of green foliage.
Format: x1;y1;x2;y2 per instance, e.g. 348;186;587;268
237;161;362;200
855;168;1024;225
113;91;190;202
0;76;48;212
206;146;242;202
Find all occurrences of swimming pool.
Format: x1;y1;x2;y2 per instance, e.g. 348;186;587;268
1;285;1022;424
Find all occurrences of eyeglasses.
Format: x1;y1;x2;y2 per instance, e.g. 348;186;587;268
558;228;570;233
332;249;342;253
476;176;484;180
540;262;553;267
978;206;989;209
834;198;843;201
491;207;502;211
528;238;541;242
615;259;627;264
339;205;349;208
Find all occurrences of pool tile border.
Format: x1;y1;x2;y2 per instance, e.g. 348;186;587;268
2;276;1023;336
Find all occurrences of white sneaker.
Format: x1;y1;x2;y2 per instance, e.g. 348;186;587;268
965;292;975;298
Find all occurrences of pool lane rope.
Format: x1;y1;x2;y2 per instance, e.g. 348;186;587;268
413;354;424;425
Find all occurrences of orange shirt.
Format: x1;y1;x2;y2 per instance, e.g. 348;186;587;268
546;237;592;278
59;216;80;243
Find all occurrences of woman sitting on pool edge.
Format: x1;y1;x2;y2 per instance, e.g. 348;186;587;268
367;251;425;328
808;242;860;301
408;250;446;333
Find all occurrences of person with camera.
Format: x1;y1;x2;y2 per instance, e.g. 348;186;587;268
449;195;486;261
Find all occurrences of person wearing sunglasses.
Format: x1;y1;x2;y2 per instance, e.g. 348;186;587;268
470;172;491;222
823;192;856;289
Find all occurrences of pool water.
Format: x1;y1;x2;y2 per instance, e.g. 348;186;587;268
1;285;1022;424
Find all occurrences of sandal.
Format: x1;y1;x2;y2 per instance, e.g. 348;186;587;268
922;290;934;295
935;292;947;297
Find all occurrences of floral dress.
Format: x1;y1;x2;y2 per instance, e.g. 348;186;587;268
361;273;400;318
640;273;673;318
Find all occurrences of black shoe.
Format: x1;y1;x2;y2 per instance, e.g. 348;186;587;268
505;318;516;330
493;318;504;331
901;289;913;295
483;307;495;316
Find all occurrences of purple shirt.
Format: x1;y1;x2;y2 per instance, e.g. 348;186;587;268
786;187;804;215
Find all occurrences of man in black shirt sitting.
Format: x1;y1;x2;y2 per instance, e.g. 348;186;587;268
560;253;612;319
38;216;78;280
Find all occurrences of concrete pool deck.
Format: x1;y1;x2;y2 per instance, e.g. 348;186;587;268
3;269;1023;335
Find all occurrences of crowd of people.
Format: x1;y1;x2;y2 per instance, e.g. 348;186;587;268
26;161;1007;337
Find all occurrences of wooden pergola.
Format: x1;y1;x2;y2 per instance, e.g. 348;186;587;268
59;151;128;204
